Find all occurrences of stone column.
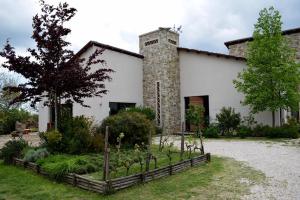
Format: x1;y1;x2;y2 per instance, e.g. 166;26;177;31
139;28;181;134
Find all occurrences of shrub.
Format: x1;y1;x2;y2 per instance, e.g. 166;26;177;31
54;115;103;154
237;125;253;138
23;148;49;162
0;139;28;164
36;154;101;181
203;124;220;138
100;112;155;147
265;125;299;139
282;124;299;138
120;106;155;121
67;116;93;154
0;108;32;135
216;107;241;136
252;124;269;137
89;133;104;152
40;130;63;153
251;123;299;139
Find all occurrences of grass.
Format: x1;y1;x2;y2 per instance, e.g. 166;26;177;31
0;156;265;200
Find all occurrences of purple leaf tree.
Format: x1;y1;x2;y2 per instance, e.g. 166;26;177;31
0;1;113;130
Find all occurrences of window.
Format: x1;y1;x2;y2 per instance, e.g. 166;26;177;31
145;39;158;46
156;81;161;126
109;102;135;115
168;39;177;45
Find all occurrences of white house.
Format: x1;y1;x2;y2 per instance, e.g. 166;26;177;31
39;27;300;133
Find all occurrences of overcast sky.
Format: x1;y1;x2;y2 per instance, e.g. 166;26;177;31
0;0;300;63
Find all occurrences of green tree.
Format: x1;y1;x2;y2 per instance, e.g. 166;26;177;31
0;73;21;109
233;7;300;127
185;104;205;154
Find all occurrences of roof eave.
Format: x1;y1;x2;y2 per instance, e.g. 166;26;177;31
178;47;246;61
224;27;300;48
73;41;144;60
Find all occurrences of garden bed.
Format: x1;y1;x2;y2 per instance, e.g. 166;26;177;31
12;153;210;194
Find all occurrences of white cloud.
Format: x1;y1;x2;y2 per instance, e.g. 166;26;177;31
0;0;299;55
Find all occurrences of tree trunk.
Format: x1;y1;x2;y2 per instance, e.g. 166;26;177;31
54;92;58;130
272;111;275;128
279;108;282;126
198;125;204;154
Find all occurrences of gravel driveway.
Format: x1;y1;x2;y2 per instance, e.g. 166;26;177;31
0;132;41;149
157;137;300;200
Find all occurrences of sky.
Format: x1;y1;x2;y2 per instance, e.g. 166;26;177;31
0;0;300;67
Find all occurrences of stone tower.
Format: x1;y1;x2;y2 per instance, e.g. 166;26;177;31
139;27;181;134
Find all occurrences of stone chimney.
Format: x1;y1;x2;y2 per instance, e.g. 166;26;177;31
139;27;181;134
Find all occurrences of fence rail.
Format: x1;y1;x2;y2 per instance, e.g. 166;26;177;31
13;153;210;194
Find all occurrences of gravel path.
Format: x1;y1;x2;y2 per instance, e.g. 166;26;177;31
156;137;300;200
0;132;41;148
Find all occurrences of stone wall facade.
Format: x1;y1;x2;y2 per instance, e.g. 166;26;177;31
139;28;181;134
228;32;300;62
228;42;247;58
286;33;300;62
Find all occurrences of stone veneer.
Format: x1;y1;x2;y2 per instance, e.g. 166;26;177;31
139;28;181;134
228;32;300;62
228;42;247;58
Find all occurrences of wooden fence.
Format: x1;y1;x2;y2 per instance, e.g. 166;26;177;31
13;153;210;194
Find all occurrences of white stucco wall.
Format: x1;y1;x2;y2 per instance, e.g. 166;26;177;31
38;45;143;132
38;99;50;132
179;50;280;126
73;46;143;124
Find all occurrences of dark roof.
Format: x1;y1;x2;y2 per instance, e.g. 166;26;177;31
224;27;300;48
74;41;144;59
178;47;246;61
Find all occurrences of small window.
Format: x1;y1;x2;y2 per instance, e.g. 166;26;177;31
168;39;177;45
145;39;158;46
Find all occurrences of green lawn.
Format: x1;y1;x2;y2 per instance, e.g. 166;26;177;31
0;156;265;200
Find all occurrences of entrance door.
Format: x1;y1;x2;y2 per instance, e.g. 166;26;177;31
185;96;209;132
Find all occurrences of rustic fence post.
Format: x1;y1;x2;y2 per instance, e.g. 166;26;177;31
36;164;40;174
73;173;77;186
145;145;151;171
180;122;185;161
190;157;194;167
103;126;110;181
206;153;211;162
169;165;173;175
